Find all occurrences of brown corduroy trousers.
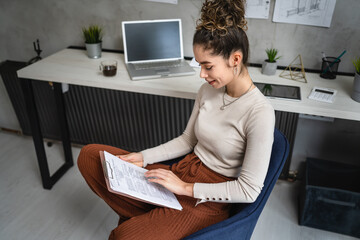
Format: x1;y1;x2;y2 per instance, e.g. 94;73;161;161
77;144;233;240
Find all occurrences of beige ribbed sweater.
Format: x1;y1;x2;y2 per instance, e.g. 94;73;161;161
141;83;275;203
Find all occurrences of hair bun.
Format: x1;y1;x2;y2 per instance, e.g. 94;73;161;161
196;0;248;35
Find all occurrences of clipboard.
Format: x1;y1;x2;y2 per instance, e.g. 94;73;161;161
99;151;182;210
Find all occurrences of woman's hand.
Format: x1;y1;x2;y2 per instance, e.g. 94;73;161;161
116;152;144;168
144;169;194;197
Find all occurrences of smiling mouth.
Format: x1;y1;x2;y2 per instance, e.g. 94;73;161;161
207;80;216;85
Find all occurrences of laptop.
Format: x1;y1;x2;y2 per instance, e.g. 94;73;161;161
122;19;195;80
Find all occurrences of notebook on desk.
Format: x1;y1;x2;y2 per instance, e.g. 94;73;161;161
122;19;195;80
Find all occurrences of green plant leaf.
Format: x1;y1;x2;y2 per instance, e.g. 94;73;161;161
352;57;360;74
83;25;103;44
265;48;281;63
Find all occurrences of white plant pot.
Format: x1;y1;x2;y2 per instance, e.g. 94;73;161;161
261;60;277;76
85;42;102;59
351;72;360;103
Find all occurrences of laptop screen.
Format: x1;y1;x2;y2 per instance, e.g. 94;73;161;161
122;19;183;63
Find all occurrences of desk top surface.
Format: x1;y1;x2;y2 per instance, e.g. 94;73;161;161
18;48;360;121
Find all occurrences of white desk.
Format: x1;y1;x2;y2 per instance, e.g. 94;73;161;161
17;48;360;188
18;48;360;121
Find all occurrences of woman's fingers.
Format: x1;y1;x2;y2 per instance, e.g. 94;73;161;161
115;153;144;167
144;169;194;197
145;168;167;176
116;154;127;160
145;169;174;180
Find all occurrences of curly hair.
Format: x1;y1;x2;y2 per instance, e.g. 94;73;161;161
193;0;249;64
196;0;247;34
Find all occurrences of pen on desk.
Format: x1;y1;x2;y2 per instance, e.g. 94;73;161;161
322;50;346;74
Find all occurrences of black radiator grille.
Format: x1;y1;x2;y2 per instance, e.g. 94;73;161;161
275;110;299;178
64;85;194;152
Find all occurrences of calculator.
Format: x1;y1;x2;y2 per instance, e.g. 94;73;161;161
308;87;337;103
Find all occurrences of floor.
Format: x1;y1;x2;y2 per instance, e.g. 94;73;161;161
0;131;357;240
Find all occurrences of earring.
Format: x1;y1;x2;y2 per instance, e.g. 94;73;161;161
234;66;238;75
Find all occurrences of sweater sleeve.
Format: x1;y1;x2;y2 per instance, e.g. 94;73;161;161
193;104;275;203
140;90;201;167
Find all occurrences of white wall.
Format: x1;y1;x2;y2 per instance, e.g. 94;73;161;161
0;0;359;130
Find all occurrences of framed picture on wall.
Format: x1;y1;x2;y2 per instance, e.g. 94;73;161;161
273;0;336;27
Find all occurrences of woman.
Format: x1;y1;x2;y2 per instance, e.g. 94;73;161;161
78;0;275;239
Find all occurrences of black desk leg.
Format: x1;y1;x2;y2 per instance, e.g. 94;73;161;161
20;79;73;189
53;82;74;180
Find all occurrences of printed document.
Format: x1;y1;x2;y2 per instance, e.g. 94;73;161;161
100;151;182;210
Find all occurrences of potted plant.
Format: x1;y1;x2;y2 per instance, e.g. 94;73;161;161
351;57;360;102
262;48;281;76
83;24;103;59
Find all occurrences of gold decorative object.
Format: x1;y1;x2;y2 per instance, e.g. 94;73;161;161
279;55;307;83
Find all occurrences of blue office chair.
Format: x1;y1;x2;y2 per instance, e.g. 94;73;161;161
184;128;289;240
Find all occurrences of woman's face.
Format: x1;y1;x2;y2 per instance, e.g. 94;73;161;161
193;44;235;89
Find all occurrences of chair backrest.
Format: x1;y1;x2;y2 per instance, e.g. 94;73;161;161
185;128;289;240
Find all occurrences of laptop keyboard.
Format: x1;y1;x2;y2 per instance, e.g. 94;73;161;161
133;60;186;70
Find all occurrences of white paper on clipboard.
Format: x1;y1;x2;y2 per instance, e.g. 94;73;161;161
100;151;182;210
